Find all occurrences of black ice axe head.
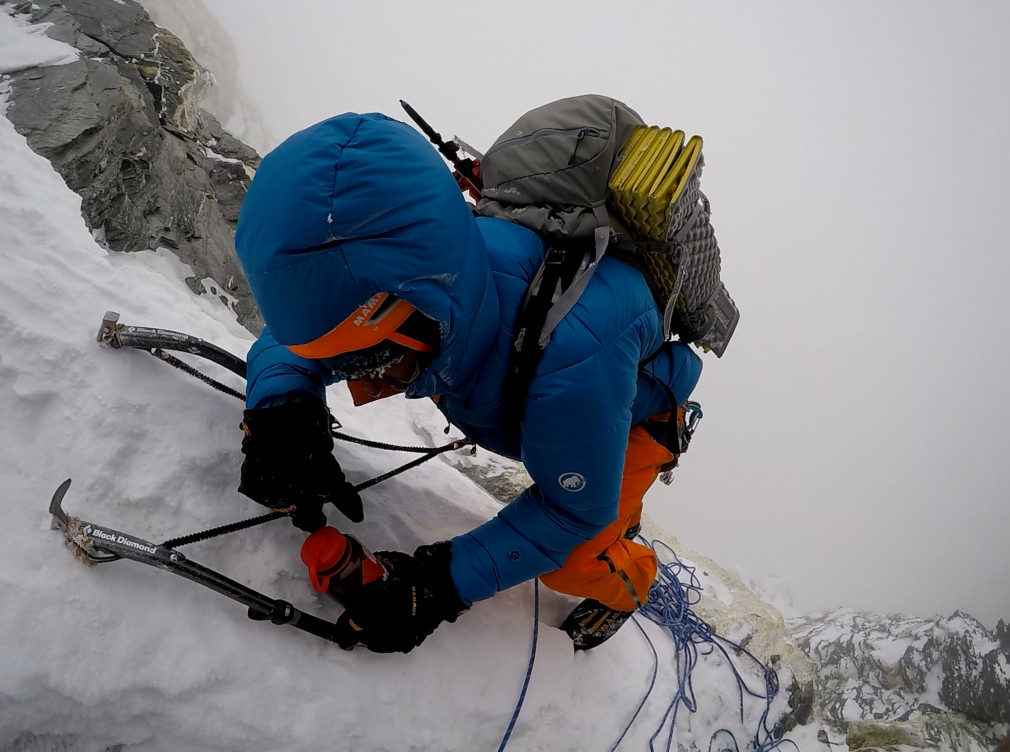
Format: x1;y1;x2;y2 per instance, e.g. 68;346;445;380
49;478;119;565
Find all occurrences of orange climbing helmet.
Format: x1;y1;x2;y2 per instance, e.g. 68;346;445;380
287;292;436;360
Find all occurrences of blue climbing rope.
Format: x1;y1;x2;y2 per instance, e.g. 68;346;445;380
611;538;800;752
496;579;540;752
607;617;659;751
496;541;800;751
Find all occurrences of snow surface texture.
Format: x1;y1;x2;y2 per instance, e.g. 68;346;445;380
0;11;815;752
0;11;77;77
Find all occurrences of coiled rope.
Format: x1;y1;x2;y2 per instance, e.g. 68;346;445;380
610;538;799;752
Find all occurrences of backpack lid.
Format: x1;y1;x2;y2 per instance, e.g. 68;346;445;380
476;94;644;240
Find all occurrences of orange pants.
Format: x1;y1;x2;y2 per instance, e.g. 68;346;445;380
539;425;674;611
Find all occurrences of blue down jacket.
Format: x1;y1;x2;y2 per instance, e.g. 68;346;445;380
235;113;702;606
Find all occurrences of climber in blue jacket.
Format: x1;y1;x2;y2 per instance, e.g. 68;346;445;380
234;112;703;653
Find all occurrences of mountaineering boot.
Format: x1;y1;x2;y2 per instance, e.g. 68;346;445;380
559;512;646;649
560;598;636;651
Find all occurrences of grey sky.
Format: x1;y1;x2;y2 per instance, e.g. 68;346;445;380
196;0;1010;627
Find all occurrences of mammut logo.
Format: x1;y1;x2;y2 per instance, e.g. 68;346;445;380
558;472;586;492
351;294;381;327
353;294;383;327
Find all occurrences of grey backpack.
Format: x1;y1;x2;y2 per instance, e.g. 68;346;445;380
466;94;739;420
477;95;644;242
475;94;738;360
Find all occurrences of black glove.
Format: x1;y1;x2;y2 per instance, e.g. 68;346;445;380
238;400;363;529
334;542;467;654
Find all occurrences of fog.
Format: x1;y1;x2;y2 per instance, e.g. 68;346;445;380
165;0;1010;627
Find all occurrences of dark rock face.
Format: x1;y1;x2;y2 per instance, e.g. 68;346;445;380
5;0;262;331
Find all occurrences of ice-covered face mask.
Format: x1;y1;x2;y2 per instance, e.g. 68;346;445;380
356;352;424;395
342;349;428;406
320;339;413;381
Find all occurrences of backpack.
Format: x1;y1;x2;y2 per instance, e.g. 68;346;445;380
471;94;740;421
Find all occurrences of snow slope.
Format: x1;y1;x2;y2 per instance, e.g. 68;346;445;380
0;12;815;752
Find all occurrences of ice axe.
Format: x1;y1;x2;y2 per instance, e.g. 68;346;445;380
49;478;365;645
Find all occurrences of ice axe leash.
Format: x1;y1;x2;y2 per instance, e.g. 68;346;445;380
50;478;350;644
95;310;473;488
62;313;474;644
93;311;473;544
154;437;468;552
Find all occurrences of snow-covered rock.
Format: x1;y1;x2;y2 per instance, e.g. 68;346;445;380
791;607;1010;750
133;0;273;152
3;0;261;330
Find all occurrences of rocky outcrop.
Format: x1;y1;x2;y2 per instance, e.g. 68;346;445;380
3;0;262;331
134;0;273;152
845;715;1005;752
791;607;1010;750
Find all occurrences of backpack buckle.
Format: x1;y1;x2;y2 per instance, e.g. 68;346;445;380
544;246;568;266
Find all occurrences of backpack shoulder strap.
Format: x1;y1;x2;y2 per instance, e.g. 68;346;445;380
504;223;609;423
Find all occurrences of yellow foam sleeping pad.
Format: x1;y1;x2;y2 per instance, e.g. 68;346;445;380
608;125;704;243
607;125;706;331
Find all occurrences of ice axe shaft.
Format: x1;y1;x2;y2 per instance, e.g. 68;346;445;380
96;311;246;378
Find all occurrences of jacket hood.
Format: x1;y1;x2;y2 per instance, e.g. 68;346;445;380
235;113;498;395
